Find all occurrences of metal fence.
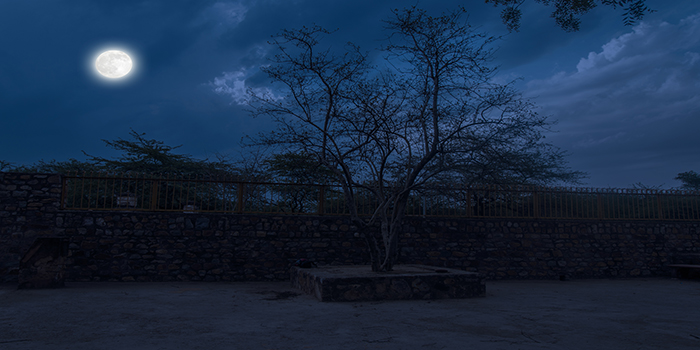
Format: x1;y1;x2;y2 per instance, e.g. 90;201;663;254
60;172;700;220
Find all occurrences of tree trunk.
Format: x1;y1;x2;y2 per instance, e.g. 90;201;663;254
382;194;410;271
375;199;409;272
360;224;393;272
353;218;382;272
366;233;381;272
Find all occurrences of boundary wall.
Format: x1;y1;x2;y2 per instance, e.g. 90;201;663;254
2;172;699;282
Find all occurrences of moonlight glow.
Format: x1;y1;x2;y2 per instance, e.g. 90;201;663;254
95;50;133;78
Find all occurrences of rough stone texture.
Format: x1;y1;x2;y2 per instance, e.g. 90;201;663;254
1;173;61;282
291;264;485;301
2;172;700;283
18;237;69;289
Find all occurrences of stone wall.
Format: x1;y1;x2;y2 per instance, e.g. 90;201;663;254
1;173;62;281
398;218;699;279
1;172;699;282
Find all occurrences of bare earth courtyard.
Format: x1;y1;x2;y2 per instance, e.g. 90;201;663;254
1;277;699;350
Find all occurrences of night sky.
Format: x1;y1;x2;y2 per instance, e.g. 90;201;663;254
1;0;699;189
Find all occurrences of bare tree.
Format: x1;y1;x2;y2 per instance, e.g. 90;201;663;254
247;7;585;272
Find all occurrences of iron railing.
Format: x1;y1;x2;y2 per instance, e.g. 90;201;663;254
60;172;700;220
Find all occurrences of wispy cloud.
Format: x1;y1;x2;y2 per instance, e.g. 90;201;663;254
209;67;282;105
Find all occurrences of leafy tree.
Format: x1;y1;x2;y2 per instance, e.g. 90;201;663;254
675;171;700;191
1;129;241;178
485;0;656;32
1;129;254;210
76;129;254;210
80;128;233;178
247;7;586;271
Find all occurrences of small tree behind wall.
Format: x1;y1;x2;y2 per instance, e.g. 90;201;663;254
246;7;586;272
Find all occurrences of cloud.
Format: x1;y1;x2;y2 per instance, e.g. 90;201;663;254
522;13;700;187
528;13;700;116
209;67;282;105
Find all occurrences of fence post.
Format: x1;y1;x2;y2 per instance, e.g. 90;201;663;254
597;194;603;219
236;182;244;213
150;179;159;211
533;191;540;218
317;185;326;215
60;175;67;209
465;189;472;217
656;194;663;220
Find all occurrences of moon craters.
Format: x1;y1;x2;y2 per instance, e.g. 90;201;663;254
95;50;133;79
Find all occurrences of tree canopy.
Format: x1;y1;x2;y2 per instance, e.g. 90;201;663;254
0;129;241;179
485;0;656;32
675;171;700;191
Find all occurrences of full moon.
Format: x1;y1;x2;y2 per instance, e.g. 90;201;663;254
95;50;133;78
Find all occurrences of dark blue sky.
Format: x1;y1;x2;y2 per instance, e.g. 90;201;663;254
1;0;699;189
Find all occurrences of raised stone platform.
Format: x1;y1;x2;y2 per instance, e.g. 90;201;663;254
291;264;485;302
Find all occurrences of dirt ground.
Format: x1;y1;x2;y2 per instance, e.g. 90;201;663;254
1;278;699;349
